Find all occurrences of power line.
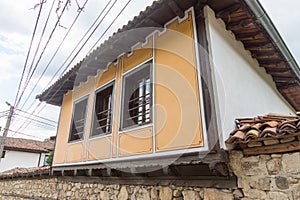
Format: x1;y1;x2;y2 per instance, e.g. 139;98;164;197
15;0;132;135
14;0;115;131
13;0;45;108
14;113;56;128
8;129;43;140
23;0;57;94
14;0;71;109
19;0;90;111
15;109;57;124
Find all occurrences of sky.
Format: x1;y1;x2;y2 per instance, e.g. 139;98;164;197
0;0;299;141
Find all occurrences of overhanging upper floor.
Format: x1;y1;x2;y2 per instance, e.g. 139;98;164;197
37;0;300;111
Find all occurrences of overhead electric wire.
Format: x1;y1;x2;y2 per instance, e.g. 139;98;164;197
23;0;57;91
15;0;133;136
15;0;115;131
15;109;57;124
14;113;56;128
13;114;56;130
14;0;71;109
19;0;90;111
13;0;45;108
8;129;43;140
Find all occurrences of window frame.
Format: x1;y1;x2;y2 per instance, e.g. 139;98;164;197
120;60;153;131
68;95;89;143
90;80;116;138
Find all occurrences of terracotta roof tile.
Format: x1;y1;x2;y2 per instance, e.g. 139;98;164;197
0;136;54;153
226;113;300;145
0;166;50;179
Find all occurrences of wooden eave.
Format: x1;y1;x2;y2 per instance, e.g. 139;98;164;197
37;0;300;111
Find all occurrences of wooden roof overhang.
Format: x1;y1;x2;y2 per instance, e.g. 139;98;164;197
37;0;300;111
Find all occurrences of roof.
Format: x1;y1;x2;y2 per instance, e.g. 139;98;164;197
0;166;50;179
37;0;300;110
226;113;300;155
1;136;54;153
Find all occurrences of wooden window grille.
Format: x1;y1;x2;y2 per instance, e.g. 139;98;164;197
122;62;152;129
91;84;114;136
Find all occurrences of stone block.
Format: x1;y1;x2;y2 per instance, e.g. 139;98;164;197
182;190;200;200
203;188;233;200
275;176;289;190
243;189;266;200
118;186;129;200
282;153;300;174
159;187;172;200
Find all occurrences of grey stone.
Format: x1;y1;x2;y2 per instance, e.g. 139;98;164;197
100;191;110;200
275;176;289;190
182;190;201;200
266;159;280;175
203;188;233;200
268;192;288;200
233;189;243;198
159;187;172;200
243;189;266;200
282;153;300;174
150;187;159;200
136;188;150;200
118;186;129;200
249;177;271;191
173;189;182;197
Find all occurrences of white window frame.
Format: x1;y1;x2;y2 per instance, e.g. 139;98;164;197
90;80;115;138
120;60;153;131
68;95;89;142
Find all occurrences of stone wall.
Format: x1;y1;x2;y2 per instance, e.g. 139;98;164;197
1;151;300;199
0;177;237;200
229;151;300;200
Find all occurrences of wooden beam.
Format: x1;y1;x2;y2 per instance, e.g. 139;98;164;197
216;4;241;18
144;18;163;28
244;42;273;50
194;4;219;150
168;1;184;18
243;141;300;156
235;31;261;40
59;175;237;189
227;19;254;30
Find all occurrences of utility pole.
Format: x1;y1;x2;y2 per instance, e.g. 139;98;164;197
0;102;14;161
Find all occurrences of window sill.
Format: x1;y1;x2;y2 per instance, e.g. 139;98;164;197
119;123;153;134
89;133;112;140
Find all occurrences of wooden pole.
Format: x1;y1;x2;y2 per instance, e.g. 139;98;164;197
0;103;14;161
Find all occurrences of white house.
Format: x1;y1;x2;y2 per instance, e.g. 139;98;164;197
0;137;54;172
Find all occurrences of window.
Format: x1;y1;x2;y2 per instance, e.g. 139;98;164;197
44;155;49;166
121;61;152;129
1;151;5;158
91;83;114;136
69;97;88;142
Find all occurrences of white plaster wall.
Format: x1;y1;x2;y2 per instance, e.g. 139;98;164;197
204;6;295;149
0;150;42;172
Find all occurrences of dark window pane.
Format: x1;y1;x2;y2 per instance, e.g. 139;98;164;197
91;84;114;136
122;61;152;129
69;98;88;142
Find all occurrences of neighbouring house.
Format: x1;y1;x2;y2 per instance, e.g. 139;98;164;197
0;137;54;172
37;0;300;182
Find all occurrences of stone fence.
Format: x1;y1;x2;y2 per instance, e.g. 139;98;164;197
0;151;300;199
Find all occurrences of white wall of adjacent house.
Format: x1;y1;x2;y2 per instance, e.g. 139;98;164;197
204;6;295;150
0;150;48;172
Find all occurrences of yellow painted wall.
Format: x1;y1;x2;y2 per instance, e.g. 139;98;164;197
53;9;204;165
154;11;204;151
118;127;153;157
53;91;73;164
87;136;111;160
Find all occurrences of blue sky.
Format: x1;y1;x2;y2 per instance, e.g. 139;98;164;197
0;0;299;140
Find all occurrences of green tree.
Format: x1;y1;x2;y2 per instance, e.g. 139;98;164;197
46;151;54;166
